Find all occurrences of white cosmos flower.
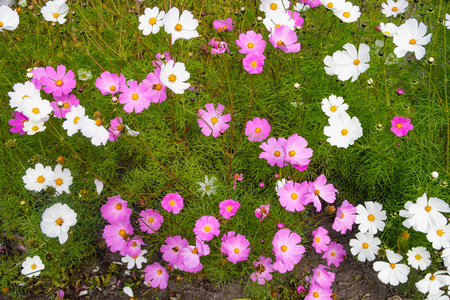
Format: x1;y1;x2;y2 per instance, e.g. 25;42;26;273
426;219;450;250
23;120;46;135
22;163;54;192
40;203;77;244
321;94;349;117
21;256;45;277
0;0;15;7
381;0;408;17
320;0;346;11
324;112;363;148
8;81;42;111
21;98;52;122
407;246;431;271
63;105;87;136
259;0;290;15
52;165;72;195
324;43;370;82
393;18;432;60
416;271;450;295
40;0;69;25
262;11;295;32
334;2;360;23
121;250;148;269
163;7;198;45
0;5;19;32
373;250;410;286
355;201;386;235
349;231;381;262
198;175;217;196
379;22;398;37
78;117;109;146
138;7;165;35
159;60;190;94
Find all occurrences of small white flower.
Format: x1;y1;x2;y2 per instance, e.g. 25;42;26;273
21;98;52;122
8;81;42;111
381;0;408;17
198;175;217;196
138;7;165;35
52;165;73;195
426;220;450;250
293;82;300;89
163;7;198;45
292;2;310;12
324;43;370;82
40;203;77;244
349;231;381;262
21;256;45;277
379;22;398;37
23;120;46;135
416;271;450;295
0;5;20;32
18;0;27;8
320;0;346;11
159;60;190;94
22;163;54;192
373;249;410;286
78;117;109;146
431;171;439;179
334;2;361;23
77;69;92;81
323;112;363;148
355;201;387;235
63;105;87;136
259;0;290;15
40;0;69;25
321;94;349;118
262;11;295;32
393;18;432;60
407;246;431;270
121;250;148;269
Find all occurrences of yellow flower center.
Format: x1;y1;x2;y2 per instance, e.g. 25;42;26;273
110;85;116;91
425;205;431;212
55;178;63;186
315;237;320;243
392;6;398;12
255;127;261;133
32;108;40;114
234;248;240;254
362;242;369;249
132;242;137;247
354;59;360;65
385;31;390;36
115;203;122;210
277;40;284;46
153;83;162;91
331;252;336;257
274;24;281;28
390;263;395;269
223;26;228;30
149;17;157;25
56;217;64;226
274;150;281;157
409;39;416;45
172;246;179;252
32;126;39;131
291;193;298;200
341;129;348;136
340;213;345;219
31;264;37;270
0;21;3;28
327;2;333;8
227;206;233;211
343;12;350;18
313;292;319;298
74;116;80;124
430;275;436;281
168;74;177;82
175;23;183;31
37;175;45;183
169;200;175;206
368;214;375;221
437;229;444;236
396;123;402;129
247;42;254;49
270;3;277;10
63;102;70;109
157;270;163;275
192;247;198;254
204;225;211;232
289;150;295;157
330;105;337;112
116;124;123;131
415;254;421;260
148;217;154;223
251;61;257;67
281;245;287;252
55;79;63;86
53;12;59;19
95;119;103;126
314;189;320;195
119;229;126;236
131;93;139;101
211;117;218;124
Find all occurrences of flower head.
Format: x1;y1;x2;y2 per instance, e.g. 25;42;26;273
277;180;309;212
332;200;356;234
139;209;163;234
349;231;381;262
41;65;76;97
283;134;313;167
21;256;45;277
51;93;80;118
245;117;271;142
250;256;273;285
243;52;266;74
159;60;190;94
221;233;251;263
213;18;234;32
268;25;301;53
95;71;126;96
236;30;266;55
138;7;165;35
161;192;184;214
160;236;188;264
355;201;387;235
119;80;152;113
381;0;408;17
324;112;363;148
272;228;305;267
144;263;169;289
101;195;132;224
390;116;413;137
324;43;370;82
393;18;432;60
52;164;73;195
312;226;331;253
193;216;220;241
407;246;431;270
322;242;346;267
255;204;270;221
22;163;54;192
321;94;348;117
40;203;77;244
197;103;231;137
40;0;69;24
219;199;240;219
163;7;198;44
373;250;410;286
0;5;19;32
198;175;217;196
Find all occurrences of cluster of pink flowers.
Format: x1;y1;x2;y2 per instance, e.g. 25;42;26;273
305;265;335;299
213;18;234;32
236;30;267;74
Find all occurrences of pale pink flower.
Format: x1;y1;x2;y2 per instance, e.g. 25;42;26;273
245;117;271;142
323;242;346;267
219;199;240;219
193;216;220;241
197;103;231;137
236;30;266;54
144;262;169;289
161;192;184;214
332;200;356;234
268;25;301;53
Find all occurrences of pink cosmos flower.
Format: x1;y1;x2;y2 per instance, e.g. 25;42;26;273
197;103;231;137
277;223;285;229
255;204;270;221
306;174;339;212
195;237;210;257
221;233;251;264
161;192;184;214
277;181;309;212
119;80;152;113
287;10;304;28
178;245;203;273
236;30;266;54
245;117;271;142
397;88;405;95
269;25;301;53
390;116;413;137
297;286;306;294
208;38;230;54
142;68;167;103
233;173;243;189
332;200;356;234
305;284;333;300
123;237;145;257
152;52;172;68
108;116;123;142
272;228;305;267
219;199;240;219
139;208;164;234
323;241;346;267
193;216;220;241
9;111;28;135
144;262;169;289
283;134;313;167
213;18;234;32
102;220;134;253
221;231;236;248
41;65;76;97
251;256;274;285
243;52;265;74
312;226;331;253
160;236;188;264
51;93;80;118
100;195;132;224
311;264;335;289
259;137;287;167
30;67;47;90
95;71;126;96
